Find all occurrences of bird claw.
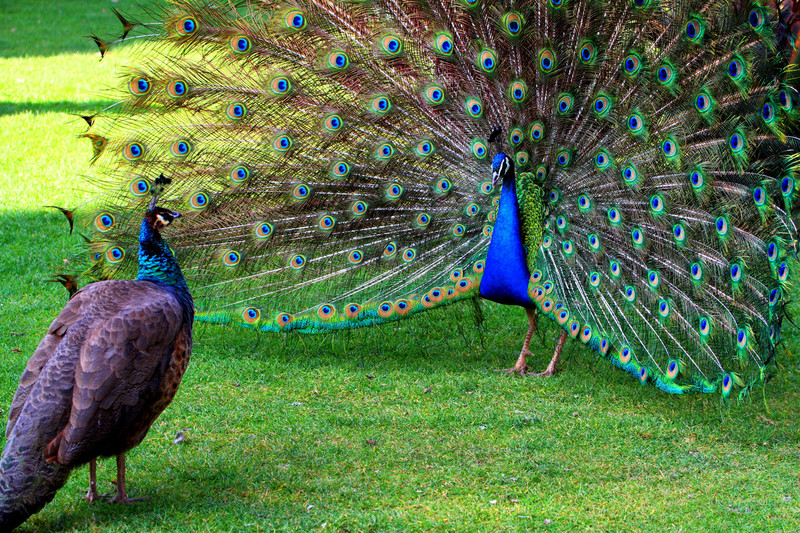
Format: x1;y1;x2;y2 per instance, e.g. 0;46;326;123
100;490;148;504
530;367;557;378
495;365;527;376
84;488;99;504
110;494;147;504
495;350;533;376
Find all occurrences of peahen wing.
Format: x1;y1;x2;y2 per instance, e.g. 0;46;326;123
518;1;799;394
6;287;92;437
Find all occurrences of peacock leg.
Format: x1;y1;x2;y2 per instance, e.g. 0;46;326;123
496;308;538;375
532;330;568;377
84;459;98;503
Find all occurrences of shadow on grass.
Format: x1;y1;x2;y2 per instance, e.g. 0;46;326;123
0;0;122;59
0;100;110;119
20;462;242;533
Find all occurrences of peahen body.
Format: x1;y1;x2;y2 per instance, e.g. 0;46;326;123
71;0;799;396
0;204;193;530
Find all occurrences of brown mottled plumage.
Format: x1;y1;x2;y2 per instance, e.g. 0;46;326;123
1;207;192;531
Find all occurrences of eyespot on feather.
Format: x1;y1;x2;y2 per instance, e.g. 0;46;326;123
326;51;349;70
170;140;192;157
166;79;188;98
433;32;454;56
129;178;150;196
345;303;362;318
123;142;144;161
317;304;336;320
502;11;523;36
228;35;251;54
93;213;115;232
465;97;483;118
254;222;273;240
228;166;250;184
283;10;306;30
242;307;261;324
175;16;198;36
379;34;402;55
269;76;291;96
289;254;306;270
509;80;527;102
478;48;497;73
347;249;363;264
323;114;343;132
221;250;241;267
128;76;151;96
292;183;311;201
425;85;445;105
225;102;247;120
188;191;209;210
471;140;488;159
105;246;125;264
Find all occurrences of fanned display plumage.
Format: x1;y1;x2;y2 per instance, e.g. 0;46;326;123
70;0;800;396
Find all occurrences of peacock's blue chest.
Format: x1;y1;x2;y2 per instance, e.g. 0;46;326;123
479;178;534;308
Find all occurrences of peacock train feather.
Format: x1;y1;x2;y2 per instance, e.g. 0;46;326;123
68;0;800;397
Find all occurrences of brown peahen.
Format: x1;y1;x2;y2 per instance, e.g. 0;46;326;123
66;0;799;397
0;191;193;530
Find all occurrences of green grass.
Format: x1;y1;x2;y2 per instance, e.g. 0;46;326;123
2;2;800;531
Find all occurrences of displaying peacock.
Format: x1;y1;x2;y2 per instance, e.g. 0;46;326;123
67;0;800;397
0;185;193;530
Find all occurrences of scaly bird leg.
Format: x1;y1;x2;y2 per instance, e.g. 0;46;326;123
532;330;568;378
496;308;538;376
109;453;144;504
84;459;98;503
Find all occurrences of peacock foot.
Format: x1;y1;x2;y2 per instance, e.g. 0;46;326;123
528;331;568;378
495;350;532;376
530;367;557;378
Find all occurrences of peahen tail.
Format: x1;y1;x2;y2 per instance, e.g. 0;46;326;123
66;0;800;395
0;351;78;529
0;433;71;531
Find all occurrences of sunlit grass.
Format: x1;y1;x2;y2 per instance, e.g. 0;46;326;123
2;2;800;532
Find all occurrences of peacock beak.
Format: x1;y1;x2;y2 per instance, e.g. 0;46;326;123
171;210;182;219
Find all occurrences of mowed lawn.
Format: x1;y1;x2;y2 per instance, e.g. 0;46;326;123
1;1;799;531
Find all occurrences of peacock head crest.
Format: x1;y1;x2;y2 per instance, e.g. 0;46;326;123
491;152;514;188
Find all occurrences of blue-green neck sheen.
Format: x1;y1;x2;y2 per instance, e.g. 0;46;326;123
137;219;188;292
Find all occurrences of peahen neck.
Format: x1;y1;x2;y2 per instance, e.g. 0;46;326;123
137;219;188;293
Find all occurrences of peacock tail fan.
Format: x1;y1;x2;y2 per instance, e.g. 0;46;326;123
72;0;799;396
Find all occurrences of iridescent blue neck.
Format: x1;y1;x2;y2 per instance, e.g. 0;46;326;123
137;219;188;292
